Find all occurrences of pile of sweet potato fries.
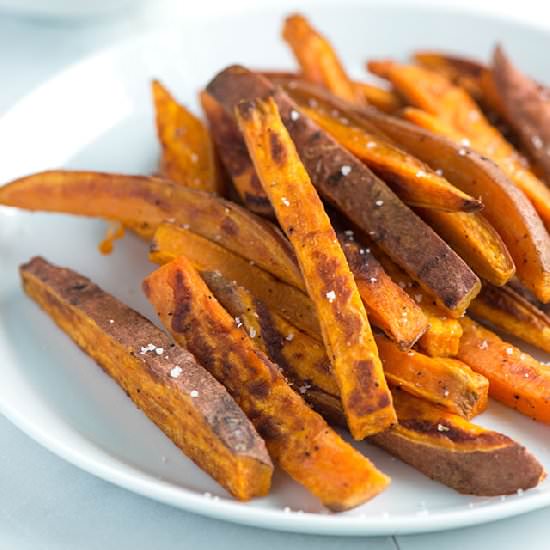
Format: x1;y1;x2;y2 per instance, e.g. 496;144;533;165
4;13;550;511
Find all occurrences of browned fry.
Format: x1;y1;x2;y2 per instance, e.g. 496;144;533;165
357;107;550;303
143;255;391;511
469;283;550;354
282;13;363;105
152;80;222;193
416;208;515;286
367;59;550;233
206;66;481;316
21;257;272;500
235;96;395;440
200;90;274;216
150;223;321;339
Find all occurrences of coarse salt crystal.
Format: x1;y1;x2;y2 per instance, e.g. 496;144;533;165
437;424;450;432
443;389;450;397
344;229;354;238
435;168;444;176
249;327;257;338
479;340;489;350
109;319;115;324
290;109;300;121
375;200;384;207
155;347;164;355
190;390;199;398
366;142;376;149
182;224;190;230
506;347;514;355
532;135;543;149
460;138;471;147
326;290;336;303
415;294;423;303
458;148;467;156
370;277;378;283
286;333;294;342
299;383;311;394
170;366;183;379
140;343;156;354
235;317;243;328
341;165;352;176
415;170;427;178
524;372;530;378
281;197;290;206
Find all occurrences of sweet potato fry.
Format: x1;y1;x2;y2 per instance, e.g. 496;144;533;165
373;248;464;357
357;108;550;303
204;270;487;418
20;256;272;500
206;66;481;316
282;14;363;105
152;80;222;193
235;96;395;439
457;318;550;424
149;223;321;339
491;46;550;185
143;255;390;511
0;170;304;290
469;283;550;354
338;231;428;349
368;59;550;232
372;390;545;496
296;102;482;213
200;91;274;216
412;50;485;100
417;208;515;286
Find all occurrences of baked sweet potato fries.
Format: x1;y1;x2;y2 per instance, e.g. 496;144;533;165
2;12;549;508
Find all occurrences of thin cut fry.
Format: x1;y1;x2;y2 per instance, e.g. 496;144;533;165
152;80;222;193
417;208;515;286
282;13;363;105
469;283;550;354
143;255;390;511
457;318;550;424
368;60;550;232
235;96;395;439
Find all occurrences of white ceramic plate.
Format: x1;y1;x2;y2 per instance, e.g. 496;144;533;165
1;1;550;536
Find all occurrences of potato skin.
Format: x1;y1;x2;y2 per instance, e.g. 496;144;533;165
206;66;481;316
19;256;272;500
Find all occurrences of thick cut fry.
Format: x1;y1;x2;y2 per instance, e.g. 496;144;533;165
206;66;481;315
491;46;550;185
417;208;515;286
402;107;464;140
412;51;485;100
296;103;482;213
150;223;321;339
200;91;274;216
373;248;464;357
457;318;550;424
368;60;550;232
282;14;363;105
204;270;487;418
143;256;390;511
469;283;550;353
358;108;550;303
152;80;222;193
0;170;304;290
371;391;545;496
202;272;541;494
20;257;272;500
338;232;428;349
235;96;395;440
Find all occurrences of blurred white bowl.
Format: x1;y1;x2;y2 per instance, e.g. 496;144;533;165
0;0;144;19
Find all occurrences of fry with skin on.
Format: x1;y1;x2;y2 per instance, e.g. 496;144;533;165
357;107;550;303
457;318;550;424
200;90;274;216
143;256;390;511
206;66;481;316
235;96;396;439
417;208;515;286
204;270;487;419
0;170;304;290
469;283;550;354
202;272;540;496
367;59;550;233
282;13;363;105
20;257;272;500
152;80;222;193
296;102;482;213
150;223;321;339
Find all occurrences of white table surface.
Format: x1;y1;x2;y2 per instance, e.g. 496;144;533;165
1;1;550;548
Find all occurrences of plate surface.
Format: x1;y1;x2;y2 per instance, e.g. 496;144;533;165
0;1;549;536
